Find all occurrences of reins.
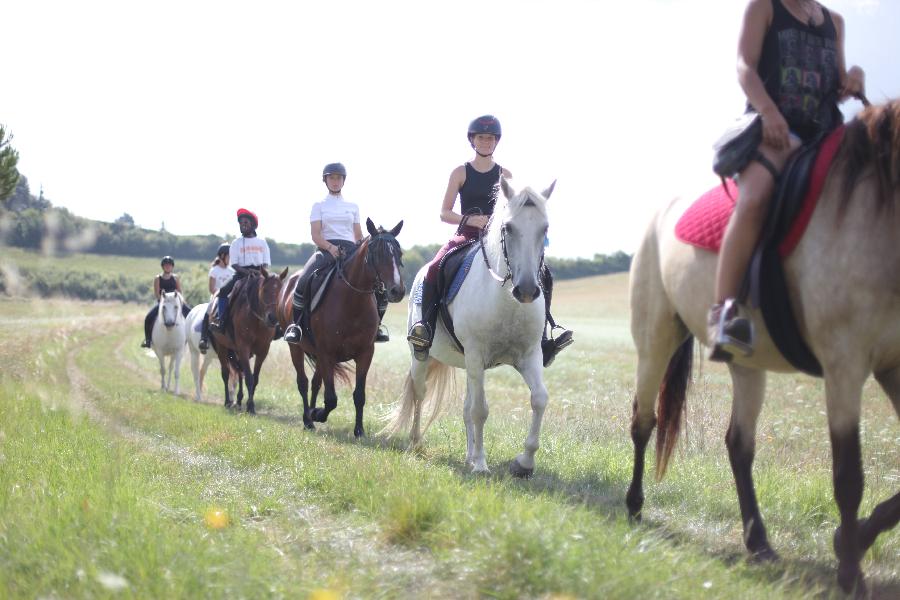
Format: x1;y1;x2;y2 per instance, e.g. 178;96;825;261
336;233;399;295
477;214;544;287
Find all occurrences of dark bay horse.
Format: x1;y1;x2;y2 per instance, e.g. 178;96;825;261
276;219;404;437
210;266;288;414
627;100;900;593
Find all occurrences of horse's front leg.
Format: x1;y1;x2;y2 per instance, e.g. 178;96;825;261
463;357;488;473
510;352;548;478
352;349;374;438
246;347;269;415
311;369;322;412
217;351;233;408
725;364;776;560
173;347;184;396
157;353;167;391
824;366;867;594
290;346;313;429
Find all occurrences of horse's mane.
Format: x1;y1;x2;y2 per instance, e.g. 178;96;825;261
837;99;900;212
232;271;263;311
364;228;404;267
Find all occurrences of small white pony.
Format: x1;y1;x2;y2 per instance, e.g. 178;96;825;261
151;291;186;394
184;302;214;402
385;178;553;477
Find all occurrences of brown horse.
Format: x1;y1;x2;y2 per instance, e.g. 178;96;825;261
276;219;404;437
627;101;900;593
210;266;288;414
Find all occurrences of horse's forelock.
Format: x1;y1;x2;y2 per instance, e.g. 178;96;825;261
838;100;900;212
505;187;547;219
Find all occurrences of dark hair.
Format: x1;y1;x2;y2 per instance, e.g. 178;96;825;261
211;242;230;267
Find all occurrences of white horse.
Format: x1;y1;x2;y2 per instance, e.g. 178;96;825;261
184;302;214;402
151;291;186;394
385;178;553;477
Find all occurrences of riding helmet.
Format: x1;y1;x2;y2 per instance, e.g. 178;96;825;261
236;208;258;228
161;256;175;267
217;242;230;256
322;162;347;182
467;115;502;143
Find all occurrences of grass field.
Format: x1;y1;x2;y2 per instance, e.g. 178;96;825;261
0;271;897;599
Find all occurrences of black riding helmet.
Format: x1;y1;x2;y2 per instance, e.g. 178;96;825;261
467;115;502;144
161;256;175;267
322;162;347;182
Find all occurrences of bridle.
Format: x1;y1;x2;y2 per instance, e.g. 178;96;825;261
336;232;402;295
477;214;545;287
247;273;277;324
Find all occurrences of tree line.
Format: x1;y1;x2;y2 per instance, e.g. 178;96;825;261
1;172;631;302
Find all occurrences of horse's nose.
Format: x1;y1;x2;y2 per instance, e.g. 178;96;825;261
388;284;405;302
512;284;541;304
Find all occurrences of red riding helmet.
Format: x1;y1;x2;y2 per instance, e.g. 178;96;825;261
236;208;258;228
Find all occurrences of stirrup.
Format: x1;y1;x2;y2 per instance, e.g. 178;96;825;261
708;299;754;362
284;323;302;345
407;322;432;361
375;324;390;343
209;319;225;334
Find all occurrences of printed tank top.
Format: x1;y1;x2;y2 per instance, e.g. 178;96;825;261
459;162;501;217
755;0;841;140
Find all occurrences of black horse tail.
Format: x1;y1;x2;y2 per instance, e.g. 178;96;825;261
655;336;694;481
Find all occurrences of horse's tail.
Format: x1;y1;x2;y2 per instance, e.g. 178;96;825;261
380;360;456;439
654;335;694;481
304;354;352;387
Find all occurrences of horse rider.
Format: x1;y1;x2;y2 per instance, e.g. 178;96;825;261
284;162;391;345
199;208;271;352
708;0;865;361
407;115;574;366
141;255;191;348
208;242;234;298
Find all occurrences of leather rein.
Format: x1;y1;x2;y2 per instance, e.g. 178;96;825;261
336;233;400;295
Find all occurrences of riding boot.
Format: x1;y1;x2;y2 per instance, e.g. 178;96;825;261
375;291;389;343
539;267;574;367
198;313;210;354
707;298;754;362
408;281;439;361
210;296;228;333
284;290;306;345
141;309;154;348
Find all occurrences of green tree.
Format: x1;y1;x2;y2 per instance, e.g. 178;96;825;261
0;124;20;202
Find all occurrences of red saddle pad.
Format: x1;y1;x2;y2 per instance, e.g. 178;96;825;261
675;126;845;257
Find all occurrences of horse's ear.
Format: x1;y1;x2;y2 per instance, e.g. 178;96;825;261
366;218;377;236
389;220;403;237
261;266;269;278
279;267;288;280
234;265;248;276
542;180;556;200
501;176;515;200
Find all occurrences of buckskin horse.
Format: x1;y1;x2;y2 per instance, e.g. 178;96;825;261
276;219;405;437
627;100;900;592
383;178;554;478
210;266;287;414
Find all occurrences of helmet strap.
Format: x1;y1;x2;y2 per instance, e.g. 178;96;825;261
475;150;493;158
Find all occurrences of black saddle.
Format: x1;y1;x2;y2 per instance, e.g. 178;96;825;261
434;239;480;353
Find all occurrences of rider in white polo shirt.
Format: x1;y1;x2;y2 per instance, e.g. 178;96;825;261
283;162;390;345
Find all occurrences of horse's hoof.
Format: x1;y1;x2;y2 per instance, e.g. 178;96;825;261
224;401;233;408
837;562;865;596
749;546;779;563
311;408;328;423
509;458;534;479
354;428;365;438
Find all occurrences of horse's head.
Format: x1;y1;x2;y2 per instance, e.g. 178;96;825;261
365;218;406;302
160;291;182;328
256;267;289;328
491;178;553;303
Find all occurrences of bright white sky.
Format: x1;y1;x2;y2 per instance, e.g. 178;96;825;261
4;0;896;259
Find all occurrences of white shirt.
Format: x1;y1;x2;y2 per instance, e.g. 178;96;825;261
229;236;271;267
209;264;234;292
310;194;360;242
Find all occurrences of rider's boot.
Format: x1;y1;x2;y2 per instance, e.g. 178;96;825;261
707;298;754;362
375;293;389;343
541;315;574;367
407;281;438;361
284;290;305;345
210;296;228;334
198;314;211;354
141;313;154;348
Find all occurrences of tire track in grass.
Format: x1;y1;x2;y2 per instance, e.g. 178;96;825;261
67;324;459;597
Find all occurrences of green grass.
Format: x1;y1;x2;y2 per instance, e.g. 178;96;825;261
0;273;898;599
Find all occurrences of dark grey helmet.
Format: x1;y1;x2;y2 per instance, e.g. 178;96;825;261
467;115;502;142
161;255;175;267
322;162;347;181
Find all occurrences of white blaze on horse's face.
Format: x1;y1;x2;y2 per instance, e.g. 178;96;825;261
499;179;553;304
161;292;181;328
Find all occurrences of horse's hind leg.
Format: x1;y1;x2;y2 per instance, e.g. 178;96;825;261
725;363;775;560
311;366;337;424
311;369;322;412
408;357;429;449
510;356;548;479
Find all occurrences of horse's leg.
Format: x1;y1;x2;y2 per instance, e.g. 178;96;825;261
311;364;337;423
291;347;313;429
509;355;548;479
311;369;322;411
190;344;202;402
725;364;775;560
239;352;256;415
408;357;430;449
157;352;167;391
351;349;374;438
463;357;488;473
173;347;183;396
824;366;868;593
246;347;269;415
217;350;233;408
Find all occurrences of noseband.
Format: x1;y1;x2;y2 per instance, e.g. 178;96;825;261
479;217;545;287
336;232;402;295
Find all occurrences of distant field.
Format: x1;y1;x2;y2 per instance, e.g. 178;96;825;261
0;270;897;598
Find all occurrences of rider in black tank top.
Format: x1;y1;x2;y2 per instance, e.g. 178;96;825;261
460;162;501;218
141;256;191;348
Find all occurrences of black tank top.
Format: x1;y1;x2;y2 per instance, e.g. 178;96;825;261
158;274;177;294
755;0;841;141
459;162;501;217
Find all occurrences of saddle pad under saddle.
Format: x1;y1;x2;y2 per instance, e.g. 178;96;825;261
674;125;845;376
